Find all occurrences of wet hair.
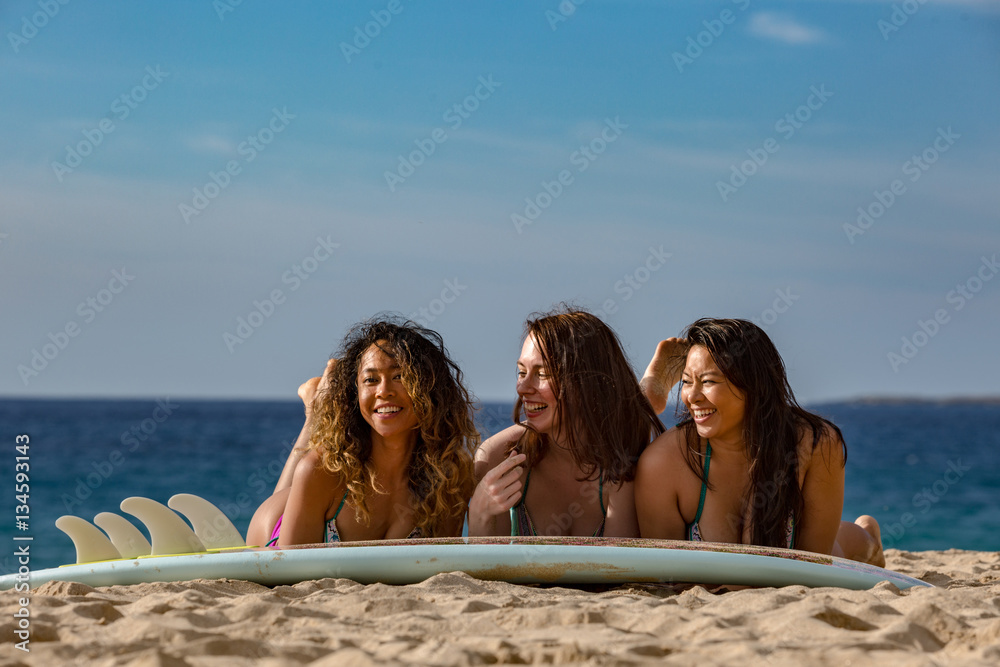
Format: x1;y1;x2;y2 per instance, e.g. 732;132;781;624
310;316;478;536
512;306;665;483
678;318;846;548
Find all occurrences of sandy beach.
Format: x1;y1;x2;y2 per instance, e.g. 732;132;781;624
2;548;997;666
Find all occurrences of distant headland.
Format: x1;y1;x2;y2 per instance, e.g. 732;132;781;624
812;396;1000;407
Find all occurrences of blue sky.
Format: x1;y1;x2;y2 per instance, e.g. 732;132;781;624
2;0;998;403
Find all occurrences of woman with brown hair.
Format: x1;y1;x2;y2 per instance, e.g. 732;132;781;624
635;318;884;565
246;317;478;546
468;307;664;537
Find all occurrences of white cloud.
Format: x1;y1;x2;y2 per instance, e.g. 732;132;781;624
747;12;829;45
181;133;236;155
812;0;999;11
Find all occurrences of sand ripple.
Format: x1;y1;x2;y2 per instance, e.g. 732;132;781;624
2;549;998;666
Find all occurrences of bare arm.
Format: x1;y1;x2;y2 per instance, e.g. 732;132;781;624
469;425;526;536
634;430;688;540
437;510;468;538
277;450;341;547
273;359;337;493
795;425;846;556
639;338;688;414
273;420;314;493
603;481;639;538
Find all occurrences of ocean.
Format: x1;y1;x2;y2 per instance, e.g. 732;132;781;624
1;399;997;574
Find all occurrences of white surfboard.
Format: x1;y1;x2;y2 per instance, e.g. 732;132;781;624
0;536;929;591
1;495;929;591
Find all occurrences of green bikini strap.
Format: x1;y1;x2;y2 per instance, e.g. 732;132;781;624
599;473;605;516
332;492;348;520
510;469;531;537
692;442;712;526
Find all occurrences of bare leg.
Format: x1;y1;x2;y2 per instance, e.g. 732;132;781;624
272;359;337;493
833;515;885;567
639;338;688;414
246;487;292;547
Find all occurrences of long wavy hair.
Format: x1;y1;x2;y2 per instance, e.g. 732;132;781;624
309;316;478;536
511;307;664;483
678;318;846;547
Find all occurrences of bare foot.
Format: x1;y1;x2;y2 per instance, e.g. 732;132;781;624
834;516;886;567
298;359;337;418
856;515;885;568
639;338;688;414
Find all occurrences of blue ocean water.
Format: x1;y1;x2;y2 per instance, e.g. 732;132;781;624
1;399;997;574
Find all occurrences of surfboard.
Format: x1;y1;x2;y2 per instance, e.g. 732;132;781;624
0;495;930;591
1;536;930;591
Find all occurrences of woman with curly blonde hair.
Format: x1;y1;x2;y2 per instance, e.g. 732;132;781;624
247;317;478;546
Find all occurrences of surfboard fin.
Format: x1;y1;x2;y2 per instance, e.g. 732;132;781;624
55;515;122;564
168;493;246;549
94;512;152;558
120;497;207;556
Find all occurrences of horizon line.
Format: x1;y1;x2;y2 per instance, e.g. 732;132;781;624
3;393;999;406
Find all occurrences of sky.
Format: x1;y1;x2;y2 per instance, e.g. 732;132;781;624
2;0;998;404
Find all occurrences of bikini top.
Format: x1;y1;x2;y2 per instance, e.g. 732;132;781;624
685;442;795;548
265;491;423;547
325;492;423;542
510;469;606;537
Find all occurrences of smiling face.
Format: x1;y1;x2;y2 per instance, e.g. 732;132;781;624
681;345;746;445
357;343;419;444
516;334;560;435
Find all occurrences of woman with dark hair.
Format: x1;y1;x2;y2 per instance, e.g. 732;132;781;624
469;308;664;537
635;318;884;565
246;317;478;546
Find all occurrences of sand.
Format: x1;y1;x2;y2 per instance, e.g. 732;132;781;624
2;549;998;666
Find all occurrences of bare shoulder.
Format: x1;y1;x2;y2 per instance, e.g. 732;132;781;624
639;426;687;471
635;426;691;539
292;450;342;500
294;449;325;476
474;424;525;480
798;419;846;473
